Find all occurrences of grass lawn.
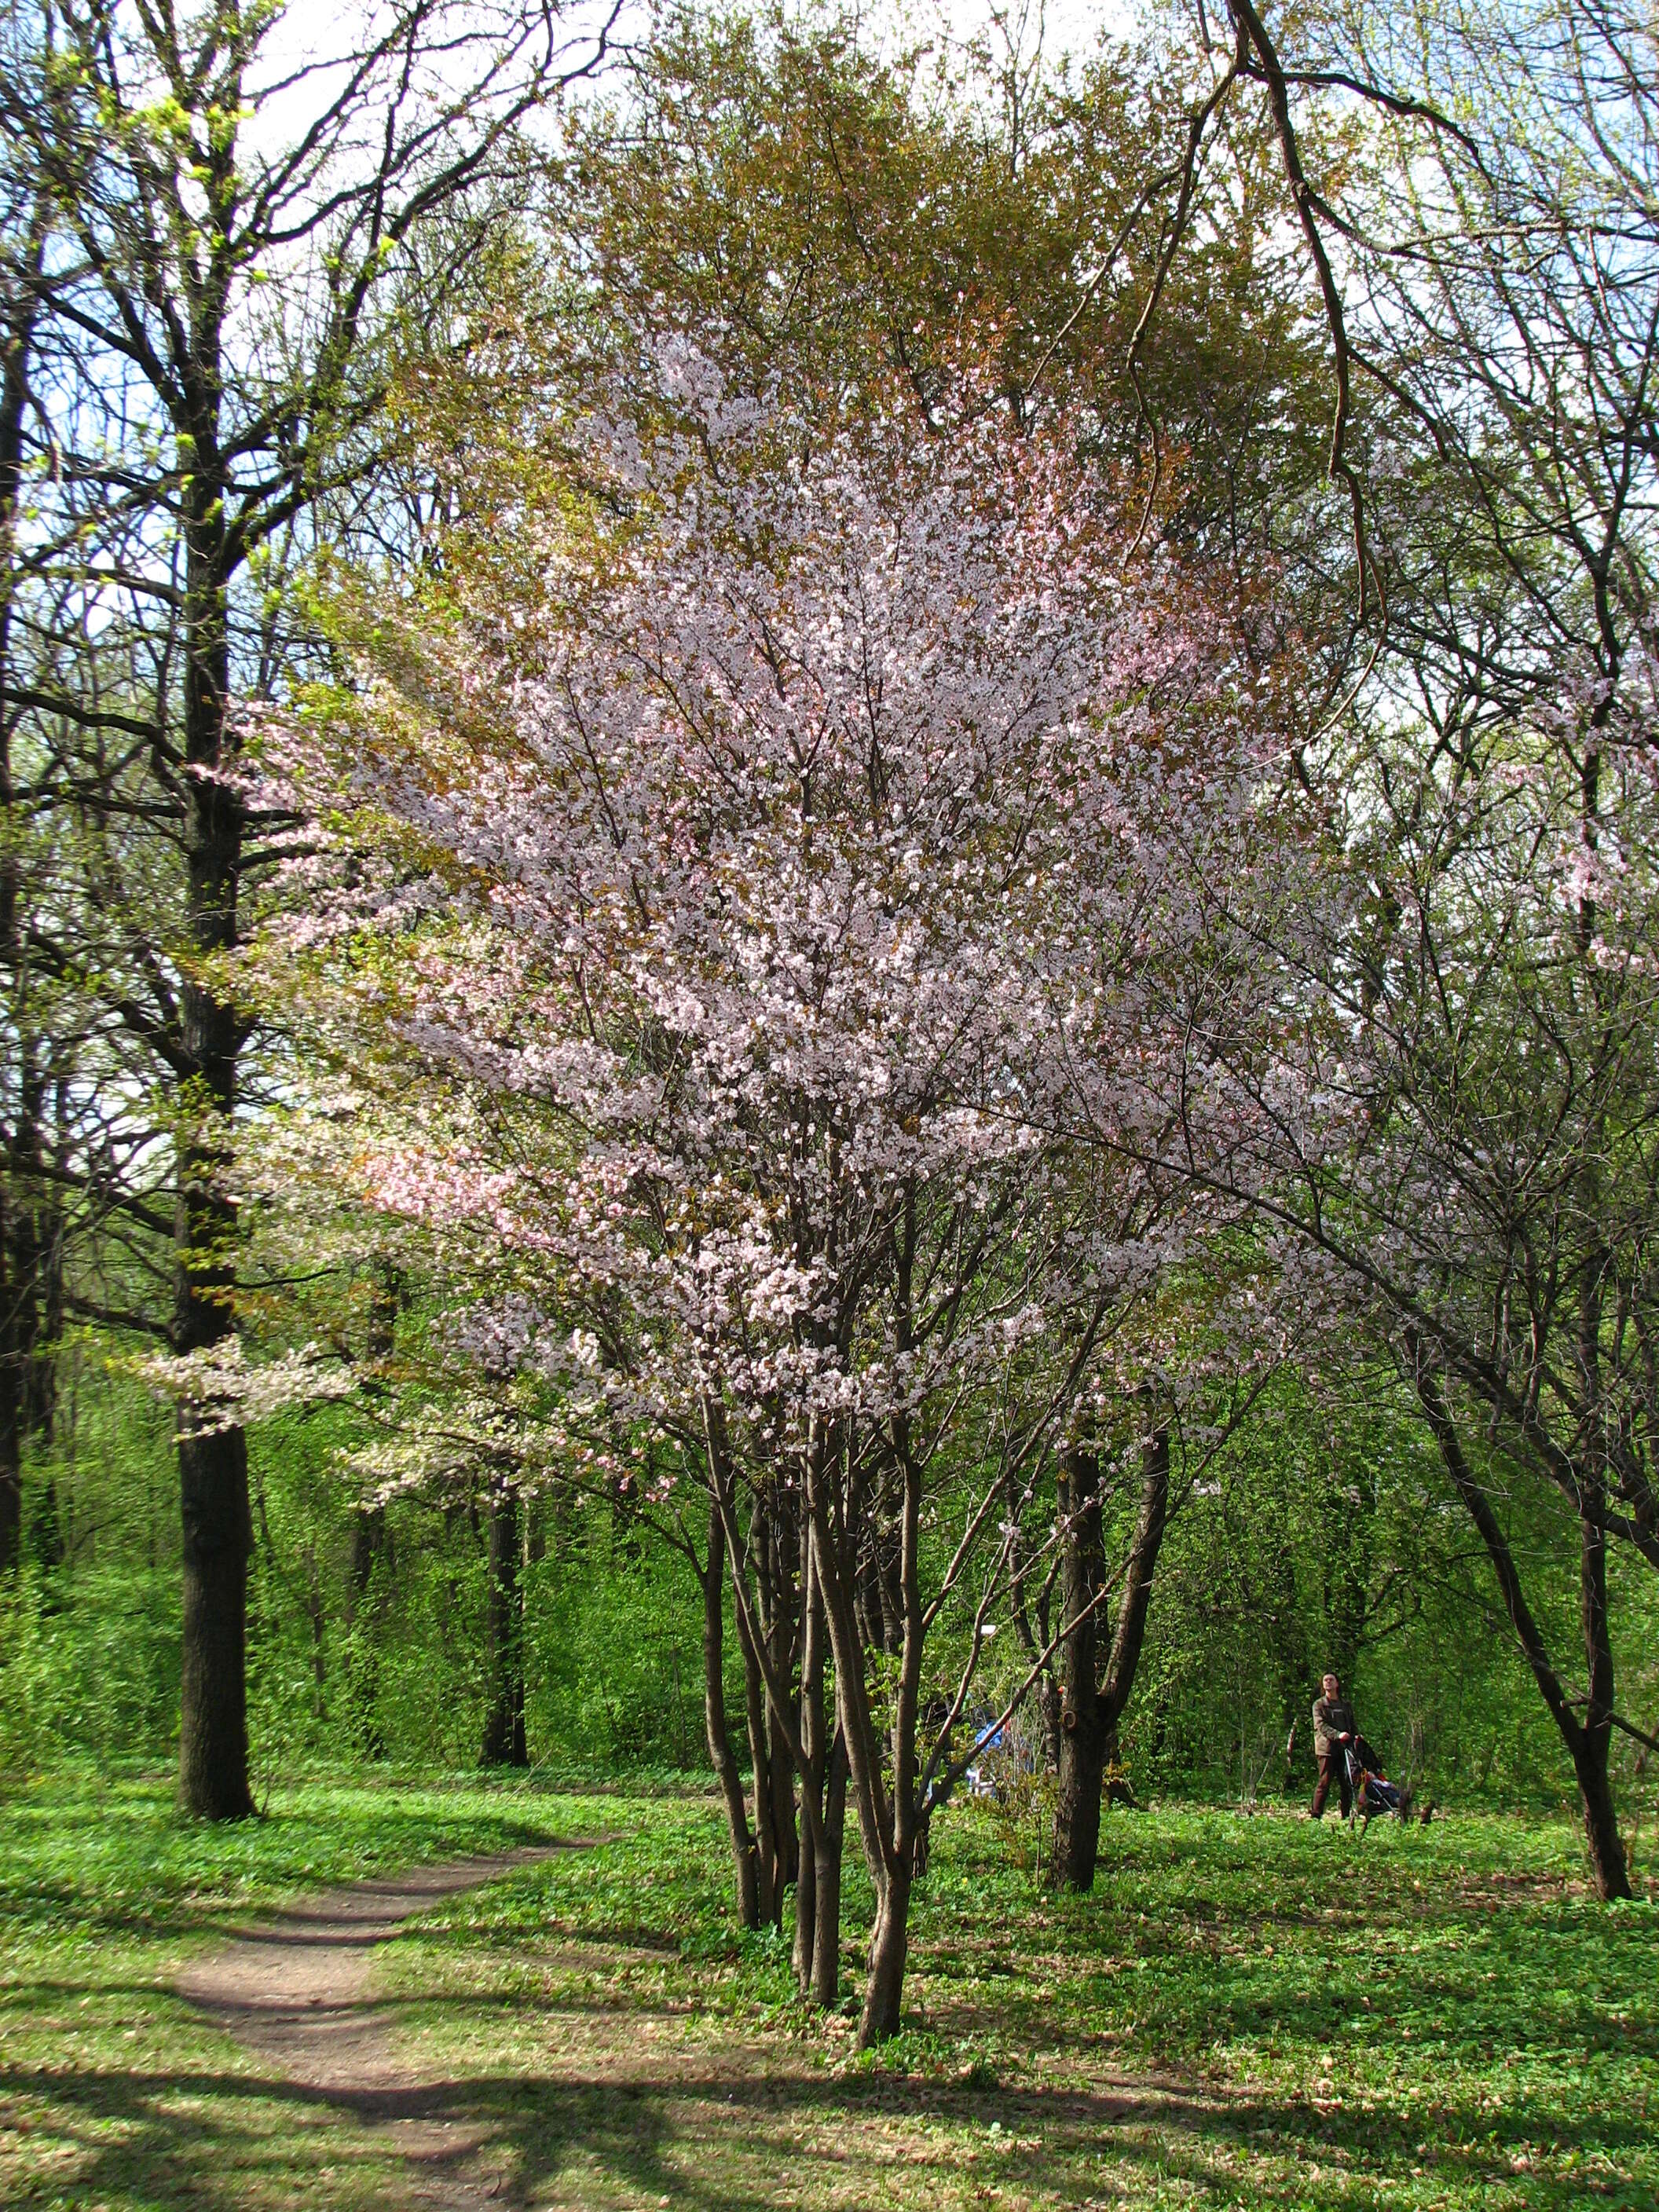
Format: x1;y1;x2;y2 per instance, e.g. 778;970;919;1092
1;1771;1653;2210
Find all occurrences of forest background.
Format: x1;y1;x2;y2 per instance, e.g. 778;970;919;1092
2;0;1658;2055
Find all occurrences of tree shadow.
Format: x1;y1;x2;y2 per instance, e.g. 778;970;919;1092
8;2042;1643;2212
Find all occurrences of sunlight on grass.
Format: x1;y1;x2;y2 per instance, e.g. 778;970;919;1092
2;1776;1653;2210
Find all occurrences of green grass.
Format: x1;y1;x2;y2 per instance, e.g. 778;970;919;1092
2;1773;1654;2210
0;1770;604;2211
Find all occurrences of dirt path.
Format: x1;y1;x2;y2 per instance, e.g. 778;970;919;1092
178;1844;585;2210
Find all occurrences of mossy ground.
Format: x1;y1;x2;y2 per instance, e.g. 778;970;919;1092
2;1772;1653;2210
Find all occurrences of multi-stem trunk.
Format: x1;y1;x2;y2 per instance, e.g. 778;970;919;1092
804;1229;927;2047
707;1404;851;1998
793;1522;847;2006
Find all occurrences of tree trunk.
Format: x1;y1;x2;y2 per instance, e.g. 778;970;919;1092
811;1735;848;2010
0;205;46;1584
793;1517;824;1994
793;1529;846;2005
760;1492;801;1895
1099;1421;1170;1802
805;1451;907;2045
701;1503;760;1929
481;1484;527;1767
178;1423;253;1818
738;1606;782;1925
174;412;251;1818
1573;1488;1631;1900
1051;1421;1170;1886
1415;1357;1630;1899
859;1863;911;2045
1051;1448;1105;1889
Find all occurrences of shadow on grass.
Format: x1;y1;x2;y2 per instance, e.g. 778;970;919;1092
5;2046;1648;2212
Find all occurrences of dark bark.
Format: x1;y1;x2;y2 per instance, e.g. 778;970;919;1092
172;389;251;1815
349;1504;391;1611
793;1511;822;1993
1050;1448;1106;1889
810;1734;848;2009
728;1485;807;1929
1050;1423;1170;1888
1009;1474;1064;1771
177;1423;252;1818
481;1484;527;1767
1575;1485;1629;1901
701;1502;760;1929
1415;1357;1630;1899
3;1;601;1806
0;204;46;1580
801;1203;928;2048
31;1470;64;1573
793;1526;847;2005
738;1591;782;1925
758;1488;801;1895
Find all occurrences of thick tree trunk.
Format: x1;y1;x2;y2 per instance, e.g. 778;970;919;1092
481;1484;527;1767
1051;1448;1105;1889
174;423;251;1818
1050;1423;1169;1887
178;1424;253;1818
701;1503;760;1929
860;1864;911;2045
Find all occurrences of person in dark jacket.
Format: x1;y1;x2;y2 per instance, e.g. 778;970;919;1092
1310;1672;1357;1818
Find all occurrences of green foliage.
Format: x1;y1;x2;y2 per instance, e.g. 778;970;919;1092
1118;1375;1659;1829
0;1359;714;1786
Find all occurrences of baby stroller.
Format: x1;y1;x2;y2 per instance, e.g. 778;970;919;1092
1343;1735;1414;1828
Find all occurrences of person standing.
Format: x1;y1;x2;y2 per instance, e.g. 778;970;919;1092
1310;1672;1357;1819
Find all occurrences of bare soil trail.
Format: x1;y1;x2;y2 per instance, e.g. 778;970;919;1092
178;1844;591;2210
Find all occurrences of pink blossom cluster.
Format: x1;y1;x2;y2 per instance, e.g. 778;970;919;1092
264;352;1291;1503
